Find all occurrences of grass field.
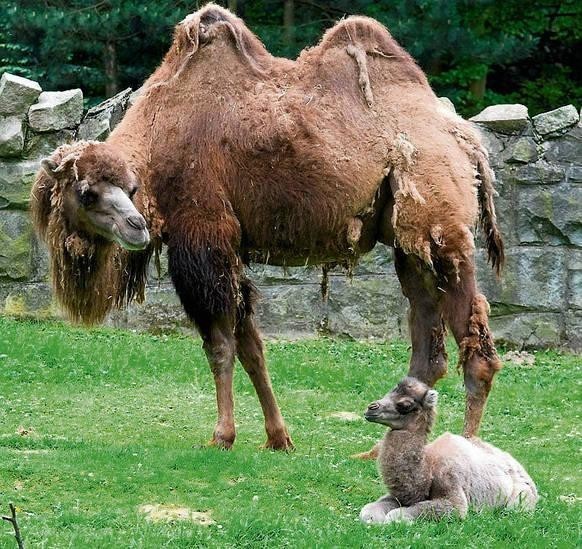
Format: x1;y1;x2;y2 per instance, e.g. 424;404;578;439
0;317;580;548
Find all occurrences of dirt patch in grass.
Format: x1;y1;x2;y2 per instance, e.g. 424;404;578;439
139;504;216;525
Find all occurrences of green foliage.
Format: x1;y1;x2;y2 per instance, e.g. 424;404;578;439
0;1;580;115
0;317;580;546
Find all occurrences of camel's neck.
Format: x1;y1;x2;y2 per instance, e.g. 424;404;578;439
107;125;149;182
379;426;432;505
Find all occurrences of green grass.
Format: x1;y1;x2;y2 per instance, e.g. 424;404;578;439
0;317;580;548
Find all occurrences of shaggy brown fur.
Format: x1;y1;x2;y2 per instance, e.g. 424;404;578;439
361;377;537;524
31;4;504;450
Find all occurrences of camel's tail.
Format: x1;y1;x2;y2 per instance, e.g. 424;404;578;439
476;151;504;276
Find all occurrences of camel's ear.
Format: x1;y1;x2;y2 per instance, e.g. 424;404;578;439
40;158;59;177
423;389;438;408
41;154;76;179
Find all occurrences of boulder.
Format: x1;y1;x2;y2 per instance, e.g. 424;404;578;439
28;89;83;132
0;116;25;157
490;312;563;348
0;73;42;116
0;211;33;280
476;246;568;311
438;97;456;113
0;159;38;210
77;116;110;141
25;129;75;159
470;104;529;134
504;137;538;164
505;160;564;185
543;125;582;164
532;105;579;137
516;183;582;247
77;87;132;140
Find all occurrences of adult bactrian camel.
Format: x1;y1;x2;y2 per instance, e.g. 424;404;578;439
31;4;504;452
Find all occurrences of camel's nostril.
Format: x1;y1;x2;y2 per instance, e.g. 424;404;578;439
126;215;146;230
368;402;380;411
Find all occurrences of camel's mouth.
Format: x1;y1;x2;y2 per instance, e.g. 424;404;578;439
364;410;397;426
112;222;150;251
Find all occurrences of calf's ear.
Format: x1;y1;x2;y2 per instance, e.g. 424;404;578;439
423;389;438;408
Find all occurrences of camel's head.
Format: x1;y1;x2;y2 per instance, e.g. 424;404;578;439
364;377;438;430
35;141;150;251
31;141;152;325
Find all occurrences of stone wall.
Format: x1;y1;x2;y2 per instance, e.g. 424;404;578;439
1;72;580;350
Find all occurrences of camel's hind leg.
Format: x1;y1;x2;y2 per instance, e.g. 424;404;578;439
394;248;449;386
235;282;293;450
441;260;502;437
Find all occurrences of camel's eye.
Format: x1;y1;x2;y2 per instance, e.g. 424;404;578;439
76;184;98;208
129;187;138;200
396;400;416;414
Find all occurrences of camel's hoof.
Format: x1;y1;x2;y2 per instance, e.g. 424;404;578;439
208;433;235;450
263;432;294;452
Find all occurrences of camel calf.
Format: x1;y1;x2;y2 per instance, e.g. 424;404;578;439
360;377;538;524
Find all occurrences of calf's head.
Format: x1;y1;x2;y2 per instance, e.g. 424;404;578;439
364;377;438;431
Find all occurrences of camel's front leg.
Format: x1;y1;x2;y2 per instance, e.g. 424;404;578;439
353;250;447;461
201;315;237;449
360;495;400;524
384;497;467;523
236;312;293;451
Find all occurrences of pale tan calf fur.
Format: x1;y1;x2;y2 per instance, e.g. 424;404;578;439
360;377;538;523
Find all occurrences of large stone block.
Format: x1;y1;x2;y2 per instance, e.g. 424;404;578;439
0;115;25;157
516;183;582;246
532;105;579;138
0;211;33;280
476;246;568;311
504;160;564;186
567;250;582;310
474;126;506;169
0;73;42;116
470;104;529;134
108;284;188;333
28;89;83;132
25;129;75;159
564;311;581;351
77;87;131;141
322;274;407;339
543;125;582;164
503;136;539;164
489;312;563;348
0;281;55;318
0;159;39;210
255;282;323;336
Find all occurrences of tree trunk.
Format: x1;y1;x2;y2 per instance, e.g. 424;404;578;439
469;73;487;101
104;40;119;97
284;0;295;49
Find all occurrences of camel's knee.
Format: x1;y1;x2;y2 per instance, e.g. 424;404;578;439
458;294;502;395
203;336;235;373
